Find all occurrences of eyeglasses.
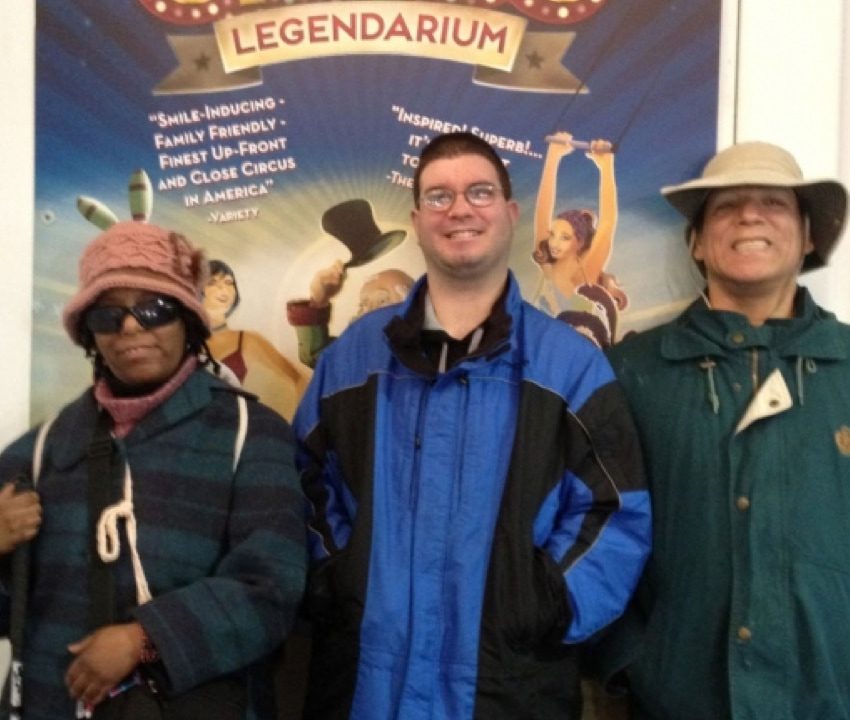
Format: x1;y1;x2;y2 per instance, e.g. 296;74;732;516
420;182;501;211
85;296;181;334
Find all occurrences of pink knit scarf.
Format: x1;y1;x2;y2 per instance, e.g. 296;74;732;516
94;356;198;438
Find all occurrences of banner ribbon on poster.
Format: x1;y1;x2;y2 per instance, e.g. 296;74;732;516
155;2;588;95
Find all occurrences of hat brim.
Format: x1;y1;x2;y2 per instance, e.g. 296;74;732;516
345;230;407;269
662;176;848;271
63;271;210;345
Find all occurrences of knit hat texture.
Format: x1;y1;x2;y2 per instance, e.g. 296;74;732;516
63;221;210;344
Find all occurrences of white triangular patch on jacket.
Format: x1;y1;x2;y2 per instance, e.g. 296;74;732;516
735;368;793;434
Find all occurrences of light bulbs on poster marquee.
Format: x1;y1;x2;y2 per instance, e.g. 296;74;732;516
138;0;609;27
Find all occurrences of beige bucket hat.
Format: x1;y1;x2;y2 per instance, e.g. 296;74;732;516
662;141;848;270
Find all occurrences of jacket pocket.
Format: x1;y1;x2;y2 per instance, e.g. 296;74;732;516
502;547;570;651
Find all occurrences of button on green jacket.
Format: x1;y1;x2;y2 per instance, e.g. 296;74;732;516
605;289;850;720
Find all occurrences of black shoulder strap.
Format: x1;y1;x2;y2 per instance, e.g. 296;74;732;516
6;473;33;719
7;418;55;717
8;473;32;658
5;412;119;717
87;410;117;629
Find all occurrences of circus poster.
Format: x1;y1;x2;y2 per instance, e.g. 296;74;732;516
33;0;721;423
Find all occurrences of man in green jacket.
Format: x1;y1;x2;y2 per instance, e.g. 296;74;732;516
605;142;850;719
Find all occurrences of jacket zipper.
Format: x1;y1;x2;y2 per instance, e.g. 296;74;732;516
410;381;432;510
452;374;470;511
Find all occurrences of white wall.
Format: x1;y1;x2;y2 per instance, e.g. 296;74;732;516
729;0;848;316
0;4;34;446
0;0;847;445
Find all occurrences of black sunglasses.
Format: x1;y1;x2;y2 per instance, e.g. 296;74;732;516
85;296;181;334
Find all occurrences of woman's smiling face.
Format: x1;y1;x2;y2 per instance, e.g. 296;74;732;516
203;272;237;323
92;288;187;386
548;218;579;260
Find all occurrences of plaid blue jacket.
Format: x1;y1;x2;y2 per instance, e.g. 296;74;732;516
0;369;307;720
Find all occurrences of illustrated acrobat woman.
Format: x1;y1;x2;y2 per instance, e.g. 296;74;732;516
532;131;628;346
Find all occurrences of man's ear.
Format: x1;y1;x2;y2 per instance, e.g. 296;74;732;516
689;228;703;261
688;227;708;278
507;199;520;227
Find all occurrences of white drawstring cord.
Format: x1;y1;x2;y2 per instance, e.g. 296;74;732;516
95;394;248;607
96;463;152;605
698;358;720;414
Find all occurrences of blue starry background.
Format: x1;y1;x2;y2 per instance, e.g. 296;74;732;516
33;0;719;420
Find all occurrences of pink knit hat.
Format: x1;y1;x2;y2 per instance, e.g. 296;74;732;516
63;221;211;345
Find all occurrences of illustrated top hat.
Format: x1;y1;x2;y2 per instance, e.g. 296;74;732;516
321;199;406;268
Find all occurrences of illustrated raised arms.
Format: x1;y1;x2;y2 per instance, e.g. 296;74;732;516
543;134;597;151
532;131;627;346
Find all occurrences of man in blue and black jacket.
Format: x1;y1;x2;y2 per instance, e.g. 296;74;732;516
293;131;651;720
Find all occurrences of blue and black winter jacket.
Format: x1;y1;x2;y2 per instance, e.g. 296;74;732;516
294;274;651;720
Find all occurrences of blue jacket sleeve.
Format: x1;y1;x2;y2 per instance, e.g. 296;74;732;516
537;371;651;643
292;354;356;563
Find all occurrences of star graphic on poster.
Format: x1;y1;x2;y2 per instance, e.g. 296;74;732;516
155;35;262;94
525;50;545;70
473;32;588;93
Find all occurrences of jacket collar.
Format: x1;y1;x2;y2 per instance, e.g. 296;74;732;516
384;272;521;375
50;369;221;469
660;287;848;362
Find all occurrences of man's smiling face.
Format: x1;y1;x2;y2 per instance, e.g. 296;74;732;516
694;186;812;295
411;153;518;286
